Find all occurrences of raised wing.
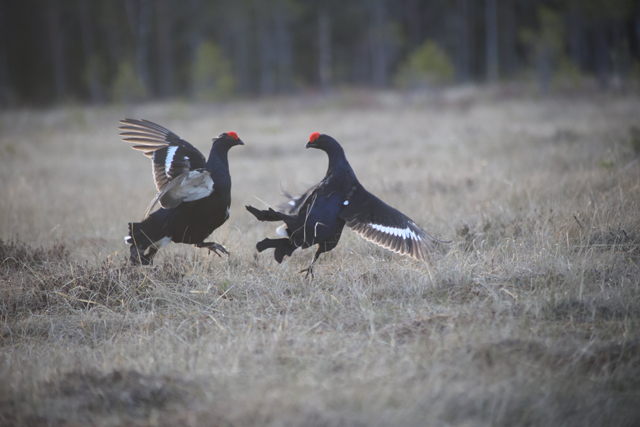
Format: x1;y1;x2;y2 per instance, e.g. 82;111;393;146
119;118;207;192
143;169;214;218
339;186;449;261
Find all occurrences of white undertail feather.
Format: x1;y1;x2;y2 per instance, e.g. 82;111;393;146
124;235;171;250
276;223;288;236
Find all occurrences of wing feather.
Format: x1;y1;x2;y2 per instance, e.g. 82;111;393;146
119;118;208;192
143;170;214;218
340;186;449;261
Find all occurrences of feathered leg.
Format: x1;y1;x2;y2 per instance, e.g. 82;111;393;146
256;238;297;263
299;238;341;278
127;222;164;265
129;242;157;265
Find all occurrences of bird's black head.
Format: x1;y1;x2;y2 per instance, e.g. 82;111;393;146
305;132;340;151
214;131;244;149
305;132;349;171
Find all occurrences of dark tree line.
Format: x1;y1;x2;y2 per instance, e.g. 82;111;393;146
1;0;639;106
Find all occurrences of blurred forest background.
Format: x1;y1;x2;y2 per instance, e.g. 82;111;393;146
1;0;640;107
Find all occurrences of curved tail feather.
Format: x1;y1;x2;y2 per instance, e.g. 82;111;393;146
246;205;283;222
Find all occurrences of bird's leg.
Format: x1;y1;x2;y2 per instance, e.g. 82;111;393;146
130;244;156;265
299;249;322;279
299;264;315;279
144;247;158;265
299;263;315;279
129;245;144;265
195;242;230;257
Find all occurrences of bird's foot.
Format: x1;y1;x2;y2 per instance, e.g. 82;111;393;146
196;242;230;257
299;265;315;279
130;245;155;265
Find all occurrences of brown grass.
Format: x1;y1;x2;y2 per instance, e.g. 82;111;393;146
1;89;640;426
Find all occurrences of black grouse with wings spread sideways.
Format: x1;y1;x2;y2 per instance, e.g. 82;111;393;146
246;132;449;276
119;119;244;265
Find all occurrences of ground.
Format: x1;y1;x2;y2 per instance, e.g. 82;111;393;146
1;88;639;426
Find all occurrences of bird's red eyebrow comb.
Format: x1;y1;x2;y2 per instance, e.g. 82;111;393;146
227;131;239;140
309;132;320;142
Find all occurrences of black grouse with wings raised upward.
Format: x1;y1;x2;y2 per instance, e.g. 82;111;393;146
120;119;244;265
246;132;449;276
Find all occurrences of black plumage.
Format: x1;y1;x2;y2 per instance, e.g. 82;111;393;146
246;132;449;276
119;119;244;265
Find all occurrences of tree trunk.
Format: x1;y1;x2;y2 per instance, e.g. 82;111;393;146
370;0;388;87
457;0;470;82
611;19;630;85
126;0;152;96
502;0;517;78
318;7;332;91
156;0;174;98
136;0;152;95
636;14;640;60
102;2;124;72
256;0;276;95
78;0;105;103
352;40;369;84
405;0;420;49
274;0;293;93
568;2;586;71
467;0;478;81
188;0;203;99
537;45;553;93
0;0;13;106
485;0;499;83
229;2;250;94
47;0;66;102
594;24;611;87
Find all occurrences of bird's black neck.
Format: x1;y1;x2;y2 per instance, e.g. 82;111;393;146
324;144;351;176
208;143;231;171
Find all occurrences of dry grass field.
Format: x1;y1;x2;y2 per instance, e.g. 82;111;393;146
1;88;640;426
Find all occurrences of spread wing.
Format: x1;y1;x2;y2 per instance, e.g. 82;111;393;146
339;186;449;261
119;119;214;217
119;118;208;192
143;169;214;218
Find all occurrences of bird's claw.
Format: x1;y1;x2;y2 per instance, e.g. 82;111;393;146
130;245;156;265
209;245;229;257
196;242;230;257
299;266;314;279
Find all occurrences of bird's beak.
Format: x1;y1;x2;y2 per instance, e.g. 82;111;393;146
237;139;245;146
305;141;313;149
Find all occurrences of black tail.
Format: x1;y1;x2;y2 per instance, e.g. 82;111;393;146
126;219;166;265
256;238;297;264
246;205;283;222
